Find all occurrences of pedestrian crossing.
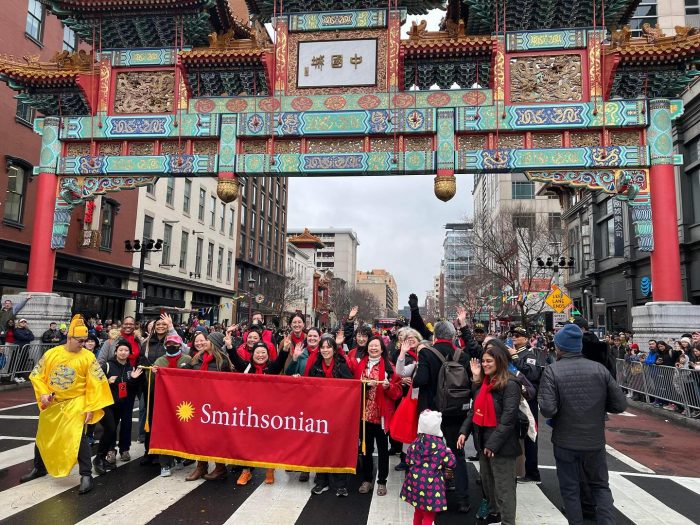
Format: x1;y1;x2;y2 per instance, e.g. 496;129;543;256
0;400;698;525
0;439;698;525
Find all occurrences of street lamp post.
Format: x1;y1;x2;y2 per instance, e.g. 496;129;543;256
125;238;163;321
247;276;256;324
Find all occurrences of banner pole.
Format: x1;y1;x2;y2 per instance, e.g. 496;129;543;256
144;368;153;432
361;383;366;454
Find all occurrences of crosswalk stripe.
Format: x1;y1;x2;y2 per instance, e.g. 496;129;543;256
0;442;34;469
0;448;145;522
0;402;36;412
515;480;568;524
365;457;413;525
605;444;655;474
74;467;204;524
672;477;700;496
609;472;696;524
225;470;313;524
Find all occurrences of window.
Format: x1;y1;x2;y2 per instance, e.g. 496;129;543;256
226;250;233;283
99;200;115;250
512;181;535;199
258;243;263;264
250;211;256;235
179;231;188;270
62;24;76;52
146;181;155;195
259;217;265;239
217;246;224;280
143;215;154;262
512;213;535;231
195;238;203;274
209;195;216;228
4;162;28;224
241;205;246;229
228;207;235;237
183;179;191;214
548;212;562;231
252;185;258;206
601;217;615;257
220;202;226;232
630;1;657;37
249;238;254;259
15;101;36;126
165;177;175;206
198;188;206;221
240;233;246;257
162;224;173;265
207;242;214;278
26;0;45;43
688;0;700;15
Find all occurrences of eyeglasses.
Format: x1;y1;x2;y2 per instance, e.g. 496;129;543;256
75;338;88;344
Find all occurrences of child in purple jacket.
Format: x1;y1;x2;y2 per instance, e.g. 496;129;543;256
400;410;456;525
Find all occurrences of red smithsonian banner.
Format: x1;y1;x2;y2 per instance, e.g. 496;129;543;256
149;368;361;473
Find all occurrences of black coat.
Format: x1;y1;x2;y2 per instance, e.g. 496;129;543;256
413;341;470;418
510;345;542;389
581;331;616;378
460;378;521;457
539;353;627;451
308;356;354;379
102;358;140;402
230;347;289;375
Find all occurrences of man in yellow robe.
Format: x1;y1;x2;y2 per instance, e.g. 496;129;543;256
21;314;113;494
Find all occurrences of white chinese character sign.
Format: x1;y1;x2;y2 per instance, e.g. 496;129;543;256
297;39;377;88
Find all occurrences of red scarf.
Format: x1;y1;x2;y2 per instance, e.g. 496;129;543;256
200;351;215;370
321;358;334;378
291;332;306;346
122;332;140;367
165;355;180;368
303;346;319;376
253;362;266;374
472;376;497;427
434;338;457;351
407;348;418;362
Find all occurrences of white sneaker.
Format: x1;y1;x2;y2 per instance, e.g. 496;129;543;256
160;467;171;477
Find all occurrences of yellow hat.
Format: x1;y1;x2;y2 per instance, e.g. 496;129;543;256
67;314;88;338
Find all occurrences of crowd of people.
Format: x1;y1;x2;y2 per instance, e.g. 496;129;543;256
17;291;665;525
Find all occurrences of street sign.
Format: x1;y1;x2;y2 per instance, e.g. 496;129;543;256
545;285;573;313
553;312;568;327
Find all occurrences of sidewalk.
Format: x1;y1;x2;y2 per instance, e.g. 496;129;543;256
0;384;35;409
606;405;700;477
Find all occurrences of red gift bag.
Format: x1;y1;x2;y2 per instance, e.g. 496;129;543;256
389;394;418;444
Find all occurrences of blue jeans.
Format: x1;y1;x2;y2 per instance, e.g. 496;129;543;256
553;445;616;525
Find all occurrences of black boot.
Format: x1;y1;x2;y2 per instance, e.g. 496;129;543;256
20;468;47;483
139;454;155;466
92;455;106;475
78;475;93;494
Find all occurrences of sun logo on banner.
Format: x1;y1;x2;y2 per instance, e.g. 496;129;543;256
176;401;196;422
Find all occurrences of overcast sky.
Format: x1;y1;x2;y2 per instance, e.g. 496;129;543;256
287;11;469;306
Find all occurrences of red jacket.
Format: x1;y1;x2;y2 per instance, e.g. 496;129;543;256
353;356;402;431
236;340;277;361
345;346;366;376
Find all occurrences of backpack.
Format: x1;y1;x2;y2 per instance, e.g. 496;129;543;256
428;346;471;416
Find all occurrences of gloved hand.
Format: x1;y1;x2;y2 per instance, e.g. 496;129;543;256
408;293;418;309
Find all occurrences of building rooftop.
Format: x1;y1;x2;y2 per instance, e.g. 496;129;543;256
287;228;360;244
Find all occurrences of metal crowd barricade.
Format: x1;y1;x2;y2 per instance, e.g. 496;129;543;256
616;359;700;414
4;343;54;382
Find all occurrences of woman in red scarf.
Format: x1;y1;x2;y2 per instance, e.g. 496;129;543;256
228;337;291;486
184;332;232;482
355;336;402;497
457;345;521;525
307;335;354;496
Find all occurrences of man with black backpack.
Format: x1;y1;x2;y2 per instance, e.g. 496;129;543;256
413;319;472;514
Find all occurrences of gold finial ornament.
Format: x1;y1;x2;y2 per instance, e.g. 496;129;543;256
217;177;239;203
434;174;456;202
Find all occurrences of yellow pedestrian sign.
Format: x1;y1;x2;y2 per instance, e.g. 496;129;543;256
545;285;573;313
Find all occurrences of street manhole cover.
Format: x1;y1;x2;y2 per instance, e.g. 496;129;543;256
608;428;662;438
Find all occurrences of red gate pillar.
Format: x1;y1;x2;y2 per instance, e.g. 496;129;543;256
647;99;683;301
26;117;61;293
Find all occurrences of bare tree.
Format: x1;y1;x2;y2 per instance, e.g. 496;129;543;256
327;279;383;325
265;272;308;319
443;269;496;324
471;203;565;329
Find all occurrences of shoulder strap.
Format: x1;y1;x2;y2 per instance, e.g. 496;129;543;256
428;346;447;364
453;348;462;362
244;363;251;374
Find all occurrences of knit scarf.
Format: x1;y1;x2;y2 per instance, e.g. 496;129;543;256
200;351;215;370
303;346;319;376
122;332;140;367
321;358;334;378
253;362;266;374
165;355;180;368
434;339;457;351
472;376;497;428
291;332;306;347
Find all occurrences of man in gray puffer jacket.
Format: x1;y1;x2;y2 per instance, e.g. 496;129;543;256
539;324;627;525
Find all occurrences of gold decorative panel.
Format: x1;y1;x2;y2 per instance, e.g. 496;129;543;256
273;140;301;154
129;142;155;156
532;133;562;148
193;141;219;155
404;137;432;151
98;142;122;156
160;141;184;155
65;142;90;156
509;54;582;103
570;132;600;147
609;130;640;146
371;137;398;152
241;140;267;154
458;135;486;150
307;138;364;154
497;134;524;148
114;71;175;114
